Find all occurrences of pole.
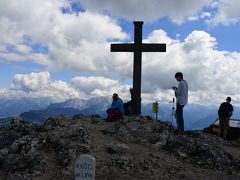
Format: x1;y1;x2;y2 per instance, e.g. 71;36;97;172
156;101;158;120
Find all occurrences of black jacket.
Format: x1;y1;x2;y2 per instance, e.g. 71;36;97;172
218;102;233;118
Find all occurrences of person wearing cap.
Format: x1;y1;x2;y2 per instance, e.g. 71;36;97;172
106;93;124;121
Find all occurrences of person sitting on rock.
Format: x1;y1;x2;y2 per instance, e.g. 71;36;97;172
218;97;234;139
106;93;124;121
123;88;133;116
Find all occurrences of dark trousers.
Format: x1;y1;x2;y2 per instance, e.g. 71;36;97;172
106;108;123;121
176;103;185;133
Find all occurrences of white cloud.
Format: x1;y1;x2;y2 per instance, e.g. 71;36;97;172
77;0;240;26
12;72;50;92
208;0;240;25
1;72;131;102
0;0;127;73
138;29;240;105
8;72;80;101
187;12;212;22
188;16;199;22
71;76;130;99
79;0;213;23
1;28;240;106
200;12;211;19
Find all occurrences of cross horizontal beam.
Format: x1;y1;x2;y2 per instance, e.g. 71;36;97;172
111;43;166;52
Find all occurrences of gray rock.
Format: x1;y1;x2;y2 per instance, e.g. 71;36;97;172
0;130;19;149
0;147;9;156
107;142;129;154
164;132;236;168
57;148;71;166
43;116;70;130
10;142;19;153
126;121;140;131
72;113;85;120
101;128;118;135
91;117;102;124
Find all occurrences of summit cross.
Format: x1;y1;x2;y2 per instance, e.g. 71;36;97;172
111;21;166;115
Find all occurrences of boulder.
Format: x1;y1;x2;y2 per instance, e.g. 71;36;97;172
43;116;70;130
107;142;129;154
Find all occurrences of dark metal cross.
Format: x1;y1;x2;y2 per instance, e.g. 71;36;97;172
111;21;166;115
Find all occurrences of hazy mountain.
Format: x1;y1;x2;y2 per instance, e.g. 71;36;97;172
126;103;219;130
20;107;82;124
190;105;240;130
47;97;111;116
0;97;54;118
48;98;87;109
18;97;111;124
50;96;110;109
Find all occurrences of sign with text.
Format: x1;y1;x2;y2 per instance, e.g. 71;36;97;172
152;101;159;113
75;155;96;180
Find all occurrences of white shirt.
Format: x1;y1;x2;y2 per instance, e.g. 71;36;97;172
175;80;188;105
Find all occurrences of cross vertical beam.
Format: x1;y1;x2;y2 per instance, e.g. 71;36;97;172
132;22;143;115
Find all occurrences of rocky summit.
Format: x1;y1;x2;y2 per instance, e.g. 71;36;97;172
0;115;239;180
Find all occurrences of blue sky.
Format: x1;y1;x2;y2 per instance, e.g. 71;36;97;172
1;0;240;105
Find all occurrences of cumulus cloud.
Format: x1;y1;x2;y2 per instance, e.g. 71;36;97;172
8;72;80;101
138;29;240;105
1;72;131;102
71;76;130;98
79;0;213;23
2;25;240;106
1;27;240;106
0;0;127;73
12;72;50;92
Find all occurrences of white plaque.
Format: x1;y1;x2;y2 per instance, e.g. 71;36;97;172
75;155;96;180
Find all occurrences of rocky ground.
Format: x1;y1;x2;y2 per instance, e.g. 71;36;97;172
0;115;239;180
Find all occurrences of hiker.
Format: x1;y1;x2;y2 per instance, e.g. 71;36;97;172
172;72;188;134
218;97;233;139
123;88;133;115
106;93;124;121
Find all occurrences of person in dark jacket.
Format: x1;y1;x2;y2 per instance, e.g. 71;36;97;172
123;88;133;115
106;93;124;121
218;97;234;139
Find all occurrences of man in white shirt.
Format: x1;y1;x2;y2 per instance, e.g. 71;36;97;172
172;72;188;133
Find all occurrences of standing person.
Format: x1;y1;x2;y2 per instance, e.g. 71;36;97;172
172;72;188;134
106;93;124;121
218;97;233;139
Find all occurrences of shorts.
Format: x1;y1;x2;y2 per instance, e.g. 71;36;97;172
219;117;230;130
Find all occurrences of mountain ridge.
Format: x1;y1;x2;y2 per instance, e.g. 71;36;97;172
2;97;239;130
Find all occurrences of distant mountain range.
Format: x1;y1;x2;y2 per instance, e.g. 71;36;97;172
1;97;240;130
19;97;111;124
0;97;54;118
142;103;219;130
